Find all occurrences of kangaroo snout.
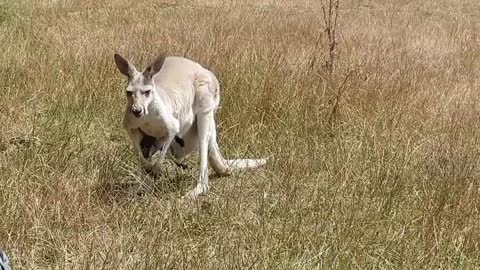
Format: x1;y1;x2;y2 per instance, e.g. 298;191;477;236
131;106;143;117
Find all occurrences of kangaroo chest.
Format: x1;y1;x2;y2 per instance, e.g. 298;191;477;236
131;111;195;139
125;96;196;140
137;115;169;139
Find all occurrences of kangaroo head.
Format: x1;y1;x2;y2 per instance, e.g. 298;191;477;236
114;53;165;118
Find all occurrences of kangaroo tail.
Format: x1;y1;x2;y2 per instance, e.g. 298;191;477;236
224;158;268;170
208;133;267;175
209;153;267;175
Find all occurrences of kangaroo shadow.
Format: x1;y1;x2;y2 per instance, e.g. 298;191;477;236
94;134;193;203
94;168;193;204
94;167;229;204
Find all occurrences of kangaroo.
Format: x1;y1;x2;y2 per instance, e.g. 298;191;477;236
114;54;267;198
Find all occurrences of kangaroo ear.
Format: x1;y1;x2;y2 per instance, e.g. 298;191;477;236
143;55;166;79
114;53;138;78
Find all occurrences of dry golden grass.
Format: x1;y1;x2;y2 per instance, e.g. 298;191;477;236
1;0;480;268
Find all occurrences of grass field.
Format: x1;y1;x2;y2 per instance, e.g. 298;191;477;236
1;0;480;268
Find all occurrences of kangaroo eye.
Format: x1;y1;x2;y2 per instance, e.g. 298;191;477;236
144;90;152;95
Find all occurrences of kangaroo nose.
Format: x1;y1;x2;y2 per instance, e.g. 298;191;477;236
132;108;143;117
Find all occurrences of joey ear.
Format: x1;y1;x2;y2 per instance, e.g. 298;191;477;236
114;53;138;78
143;55;166;79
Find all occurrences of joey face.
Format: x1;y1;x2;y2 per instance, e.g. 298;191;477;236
114;53;166;118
